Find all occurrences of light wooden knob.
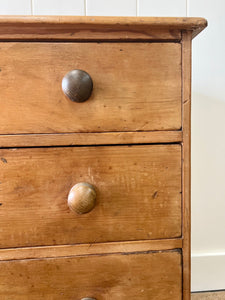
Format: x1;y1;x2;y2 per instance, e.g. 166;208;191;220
62;69;93;103
81;298;96;300
68;183;96;214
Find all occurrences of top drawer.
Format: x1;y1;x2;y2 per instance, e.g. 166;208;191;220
0;42;181;134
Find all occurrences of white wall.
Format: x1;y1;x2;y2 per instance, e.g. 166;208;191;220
0;0;224;293
189;0;225;292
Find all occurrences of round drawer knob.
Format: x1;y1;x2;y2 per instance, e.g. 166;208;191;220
68;183;96;214
62;69;93;103
81;298;96;300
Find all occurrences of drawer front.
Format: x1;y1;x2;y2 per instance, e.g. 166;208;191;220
0;42;181;134
0;145;181;248
0;250;182;299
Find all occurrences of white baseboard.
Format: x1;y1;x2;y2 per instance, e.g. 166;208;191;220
191;252;225;292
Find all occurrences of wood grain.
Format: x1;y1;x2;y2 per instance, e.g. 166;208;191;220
0;239;182;261
0;145;181;248
0;131;183;147
0;250;182;299
182;31;192;300
0;16;207;41
0;42;181;134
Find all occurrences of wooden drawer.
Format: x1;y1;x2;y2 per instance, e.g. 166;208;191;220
0;42;181;134
0;145;181;248
0;250;182;299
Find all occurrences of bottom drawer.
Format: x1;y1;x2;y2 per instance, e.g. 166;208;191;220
0;250;182;299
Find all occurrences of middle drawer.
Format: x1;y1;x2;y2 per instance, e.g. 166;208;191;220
0;145;181;248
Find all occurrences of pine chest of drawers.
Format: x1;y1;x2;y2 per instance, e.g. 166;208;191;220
0;16;207;299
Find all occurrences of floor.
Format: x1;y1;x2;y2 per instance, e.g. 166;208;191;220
192;291;225;299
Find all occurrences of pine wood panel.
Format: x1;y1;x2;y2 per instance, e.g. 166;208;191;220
0;16;207;40
182;31;192;300
0;42;181;134
0;131;183;147
0;239;182;261
0;145;181;248
0;250;182;299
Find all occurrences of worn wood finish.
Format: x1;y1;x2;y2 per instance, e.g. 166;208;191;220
182;31;192;300
0;239;182;261
0;131;183;147
0;145;181;248
0;250;182;299
0;42;181;134
0;16;207;41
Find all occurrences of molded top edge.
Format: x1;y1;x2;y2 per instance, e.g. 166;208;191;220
0;16;207;40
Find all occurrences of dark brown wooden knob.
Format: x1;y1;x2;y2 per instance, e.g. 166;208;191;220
68;183;96;214
62;69;93;103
